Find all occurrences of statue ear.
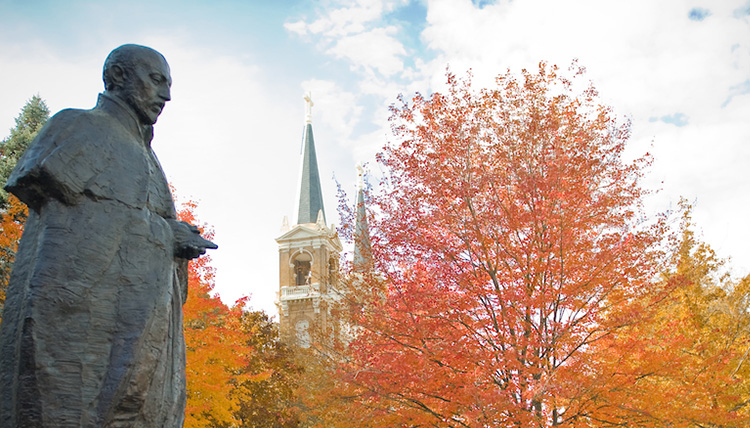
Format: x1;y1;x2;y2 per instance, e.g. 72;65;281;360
110;64;129;89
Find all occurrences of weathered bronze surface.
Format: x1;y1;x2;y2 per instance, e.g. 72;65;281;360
0;44;216;427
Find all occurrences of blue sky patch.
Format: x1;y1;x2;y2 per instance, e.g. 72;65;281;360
722;79;750;107
649;113;689;127
734;2;750;18
688;7;711;21
389;0;428;23
386;1;429;56
471;0;496;9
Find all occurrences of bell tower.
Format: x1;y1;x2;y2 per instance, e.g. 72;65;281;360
276;93;342;347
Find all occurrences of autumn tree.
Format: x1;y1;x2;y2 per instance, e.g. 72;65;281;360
177;199;255;428
585;201;750;426
179;199;304;428
294;275;401;428
334;63;673;427
231;310;303;427
293;348;359;428
0;96;49;315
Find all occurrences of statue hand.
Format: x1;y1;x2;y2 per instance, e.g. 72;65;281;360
168;220;218;259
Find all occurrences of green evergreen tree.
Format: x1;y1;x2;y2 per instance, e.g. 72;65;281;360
0;95;50;316
0;95;50;207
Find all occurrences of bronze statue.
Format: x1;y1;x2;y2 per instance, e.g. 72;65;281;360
0;44;216;427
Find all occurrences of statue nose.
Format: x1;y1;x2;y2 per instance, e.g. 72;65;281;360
157;84;171;102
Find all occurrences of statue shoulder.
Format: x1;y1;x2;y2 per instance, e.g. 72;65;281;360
6;106;114;210
45;106;108;132
31;107;120;152
48;107;95;125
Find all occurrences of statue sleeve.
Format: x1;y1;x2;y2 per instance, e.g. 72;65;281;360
5;111;96;212
175;258;189;304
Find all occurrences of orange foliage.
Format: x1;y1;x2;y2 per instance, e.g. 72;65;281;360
179;198;303;427
331;64;675;427
585;204;750;426
0;195;26;254
177;199;256;428
0;194;28;313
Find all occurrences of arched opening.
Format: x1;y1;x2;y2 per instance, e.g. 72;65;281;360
292;252;312;286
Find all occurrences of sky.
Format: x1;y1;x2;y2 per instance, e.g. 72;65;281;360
1;0;748;316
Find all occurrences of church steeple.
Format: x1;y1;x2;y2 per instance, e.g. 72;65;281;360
353;164;372;272
297;92;326;225
276;92;342;349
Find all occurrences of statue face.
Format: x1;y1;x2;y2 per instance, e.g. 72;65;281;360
121;53;172;125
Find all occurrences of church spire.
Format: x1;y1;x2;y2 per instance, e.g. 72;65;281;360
353;164;372;271
297;92;326;225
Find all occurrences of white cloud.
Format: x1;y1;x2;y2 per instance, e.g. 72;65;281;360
329;26;407;76
316;1;382;37
289;0;408;38
285;0;411;79
283;20;309;36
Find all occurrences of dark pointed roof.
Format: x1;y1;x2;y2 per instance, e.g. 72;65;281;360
297;122;326;225
353;184;372;271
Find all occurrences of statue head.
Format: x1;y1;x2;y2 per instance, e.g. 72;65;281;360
103;44;172;125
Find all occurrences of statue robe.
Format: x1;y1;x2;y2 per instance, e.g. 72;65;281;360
0;94;187;427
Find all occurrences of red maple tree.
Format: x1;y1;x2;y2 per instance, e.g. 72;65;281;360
336;63;673;427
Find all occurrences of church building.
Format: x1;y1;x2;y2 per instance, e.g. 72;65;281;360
276;94;343;348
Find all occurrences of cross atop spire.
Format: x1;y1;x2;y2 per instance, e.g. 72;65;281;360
304;91;313;124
